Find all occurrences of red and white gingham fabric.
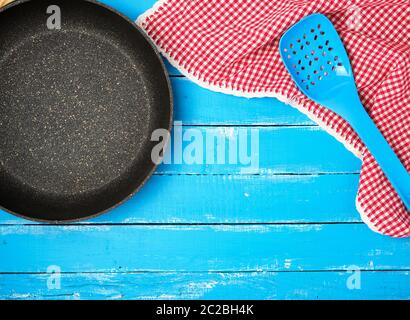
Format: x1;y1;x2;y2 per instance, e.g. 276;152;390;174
138;0;410;237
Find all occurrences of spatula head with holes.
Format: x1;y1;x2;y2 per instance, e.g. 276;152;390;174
279;13;358;119
279;13;410;211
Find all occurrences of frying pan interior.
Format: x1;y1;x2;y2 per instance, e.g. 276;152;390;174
0;0;172;221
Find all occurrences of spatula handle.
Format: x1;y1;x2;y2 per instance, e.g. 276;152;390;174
350;102;410;211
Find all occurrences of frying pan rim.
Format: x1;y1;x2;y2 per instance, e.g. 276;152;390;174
0;0;174;223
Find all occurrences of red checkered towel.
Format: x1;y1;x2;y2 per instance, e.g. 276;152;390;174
137;0;410;237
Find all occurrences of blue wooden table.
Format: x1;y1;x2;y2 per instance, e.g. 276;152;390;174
0;0;409;300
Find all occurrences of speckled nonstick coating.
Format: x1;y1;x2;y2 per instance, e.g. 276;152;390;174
0;0;173;222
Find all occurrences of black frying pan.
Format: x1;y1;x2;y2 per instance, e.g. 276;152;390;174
0;0;172;222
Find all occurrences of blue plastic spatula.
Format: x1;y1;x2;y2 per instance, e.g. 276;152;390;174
279;13;410;211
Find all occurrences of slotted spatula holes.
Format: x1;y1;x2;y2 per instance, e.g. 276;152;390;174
280;18;344;90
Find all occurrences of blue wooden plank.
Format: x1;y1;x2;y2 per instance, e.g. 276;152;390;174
0;224;409;273
171;78;313;125
0;174;360;225
99;0;156;21
1;271;409;300
155;126;360;174
164;60;184;76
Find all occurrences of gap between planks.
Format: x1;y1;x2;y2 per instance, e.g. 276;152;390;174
1;269;409;275
0;222;365;227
